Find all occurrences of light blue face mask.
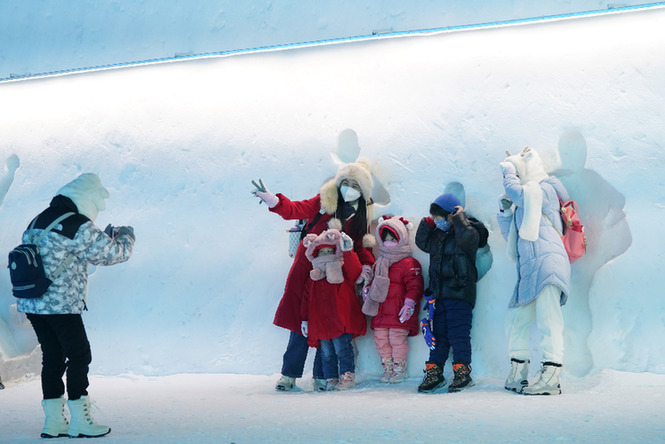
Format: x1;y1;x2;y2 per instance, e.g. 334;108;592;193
340;185;361;202
435;219;452;231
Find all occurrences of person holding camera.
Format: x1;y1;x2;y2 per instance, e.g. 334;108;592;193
16;173;134;438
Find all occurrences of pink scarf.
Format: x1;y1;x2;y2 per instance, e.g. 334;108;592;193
363;243;412;316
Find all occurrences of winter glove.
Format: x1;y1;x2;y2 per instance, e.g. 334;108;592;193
420;290;436;349
398;298;417;323
116;226;135;241
499;161;516;177
499;194;513;211
301;321;308;338
498;194;513;217
361;285;370;302
420;318;436;350
340;232;354;252
355;264;373;285
104;224;115;238
251;179;279;208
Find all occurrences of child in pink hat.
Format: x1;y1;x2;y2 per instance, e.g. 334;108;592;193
363;216;424;383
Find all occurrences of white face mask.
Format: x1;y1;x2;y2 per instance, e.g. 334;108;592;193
340;185;361;202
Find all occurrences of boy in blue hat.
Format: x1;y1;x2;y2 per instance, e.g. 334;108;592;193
415;193;486;393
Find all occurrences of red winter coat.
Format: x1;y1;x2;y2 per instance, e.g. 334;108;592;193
270;190;375;334
370;257;424;336
301;251;367;347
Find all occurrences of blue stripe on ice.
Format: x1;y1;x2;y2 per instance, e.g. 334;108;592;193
1;2;664;83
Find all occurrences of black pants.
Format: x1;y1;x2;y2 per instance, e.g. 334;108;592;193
27;313;92;400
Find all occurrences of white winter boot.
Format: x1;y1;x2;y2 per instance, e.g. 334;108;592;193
505;358;530;392
41;396;69;438
380;358;394;383
389;359;408;384
522;362;562;395
67;396;111;438
275;375;296;391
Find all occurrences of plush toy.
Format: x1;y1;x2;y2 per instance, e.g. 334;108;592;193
302;219;353;284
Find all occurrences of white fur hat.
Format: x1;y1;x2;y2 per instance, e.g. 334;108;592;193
505;147;549;185
334;157;373;201
57;173;110;221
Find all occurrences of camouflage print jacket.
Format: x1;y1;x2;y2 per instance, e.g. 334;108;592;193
16;195;134;315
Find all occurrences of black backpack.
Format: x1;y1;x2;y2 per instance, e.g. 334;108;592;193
8;212;75;299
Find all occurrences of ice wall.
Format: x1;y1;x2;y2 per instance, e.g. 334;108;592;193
0;0;651;80
1;6;664;380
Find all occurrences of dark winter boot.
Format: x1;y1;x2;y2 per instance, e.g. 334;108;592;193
417;362;446;393
448;363;474;393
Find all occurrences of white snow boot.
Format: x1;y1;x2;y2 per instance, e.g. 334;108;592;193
522;362;562;395
41;396;69;438
67;396;111;438
389;359;408;384
275;375;296;391
505;358;530;392
380;358;394;383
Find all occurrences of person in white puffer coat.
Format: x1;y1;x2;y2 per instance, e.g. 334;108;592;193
17;173;134;439
497;147;571;396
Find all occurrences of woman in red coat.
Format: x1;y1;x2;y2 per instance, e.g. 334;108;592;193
362;215;424;384
252;158;375;391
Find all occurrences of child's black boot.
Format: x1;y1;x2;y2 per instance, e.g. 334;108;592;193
448;363;475;392
418;361;446;393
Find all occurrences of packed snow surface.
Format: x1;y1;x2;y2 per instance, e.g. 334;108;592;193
0;371;664;443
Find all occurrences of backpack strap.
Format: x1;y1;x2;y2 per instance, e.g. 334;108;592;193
300;210;325;240
542;191;566;236
542;212;562;237
30;212;77;281
31;212;77;245
50;251;76;281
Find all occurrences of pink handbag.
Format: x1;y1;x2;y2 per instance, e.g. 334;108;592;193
545;197;587;263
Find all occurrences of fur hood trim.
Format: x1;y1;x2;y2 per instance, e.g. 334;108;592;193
319;179;339;215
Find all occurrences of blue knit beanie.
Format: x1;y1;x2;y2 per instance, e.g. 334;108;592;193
431;193;461;216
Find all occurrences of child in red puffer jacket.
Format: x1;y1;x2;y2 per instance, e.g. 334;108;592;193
362;216;424;383
300;220;367;391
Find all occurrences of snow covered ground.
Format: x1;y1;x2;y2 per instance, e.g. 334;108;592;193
1;2;665;443
2;371;665;443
